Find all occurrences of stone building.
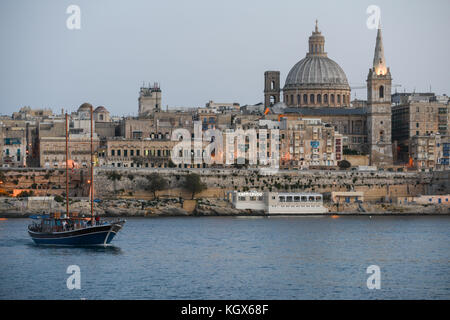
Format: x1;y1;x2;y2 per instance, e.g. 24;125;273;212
392;92;450;162
12;106;53;120
0;125;27;167
281;21;351;108
279;118;343;169
138;83;162;116
93;106;111;122
409;134;450;170
263;21;394;166
39;135;100;168
99;138;177;168
365;27;393;166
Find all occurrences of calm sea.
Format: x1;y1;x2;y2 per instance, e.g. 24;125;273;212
0;216;449;299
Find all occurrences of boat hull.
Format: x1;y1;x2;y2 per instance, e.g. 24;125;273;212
28;222;124;246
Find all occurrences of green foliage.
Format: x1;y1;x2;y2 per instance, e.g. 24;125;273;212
338;160;351;169
183;173;207;199
107;171;122;181
17;190;34;198
54;195;64;203
145;173;168;199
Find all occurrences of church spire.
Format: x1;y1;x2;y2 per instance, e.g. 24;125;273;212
373;24;387;75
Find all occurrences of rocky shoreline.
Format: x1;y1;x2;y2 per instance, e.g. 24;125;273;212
0;197;449;218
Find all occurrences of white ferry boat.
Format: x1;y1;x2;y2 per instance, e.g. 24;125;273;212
230;191;328;214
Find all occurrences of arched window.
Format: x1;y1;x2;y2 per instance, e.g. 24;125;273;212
310;94;315;104
303;94;308;104
317;94;322;104
379;86;384;98
290;95;294;105
342;95;346;104
271;81;275;90
314;44;317;53
331;94;335;104
324;94;328;103
337;95;341;104
297;94;301;105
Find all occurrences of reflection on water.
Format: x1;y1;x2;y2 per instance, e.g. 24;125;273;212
0;216;449;299
26;243;123;255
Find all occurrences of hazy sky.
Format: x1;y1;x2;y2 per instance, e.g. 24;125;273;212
1;0;449;116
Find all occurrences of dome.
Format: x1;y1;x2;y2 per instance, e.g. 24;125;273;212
282;21;351;108
284;56;350;90
78;103;93;112
94;106;108;113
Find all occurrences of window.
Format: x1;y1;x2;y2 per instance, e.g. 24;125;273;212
317;94;322;103
111;150;115;156
379;86;384;98
331;94;335;103
279;196;286;202
310;94;315;104
303;94;308;104
324;94;328;103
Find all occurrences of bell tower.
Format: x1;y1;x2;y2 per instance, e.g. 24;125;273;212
264;71;280;107
366;25;393;166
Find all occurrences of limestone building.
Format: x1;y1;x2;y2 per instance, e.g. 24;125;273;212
138;83;162;116
263;21;394;166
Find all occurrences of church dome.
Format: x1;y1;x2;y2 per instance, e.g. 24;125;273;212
283;21;351;107
78;103;93;112
94;106;108;113
284;56;350;90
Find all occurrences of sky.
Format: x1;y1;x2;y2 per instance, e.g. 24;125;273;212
0;0;449;117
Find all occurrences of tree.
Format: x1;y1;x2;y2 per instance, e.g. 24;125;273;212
183;173;207;200
107;171;122;193
338;160;351;170
145;173;168;199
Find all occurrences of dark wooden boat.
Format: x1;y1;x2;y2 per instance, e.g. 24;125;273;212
28;107;125;246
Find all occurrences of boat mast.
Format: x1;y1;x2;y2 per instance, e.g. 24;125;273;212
65;113;69;217
90;105;94;221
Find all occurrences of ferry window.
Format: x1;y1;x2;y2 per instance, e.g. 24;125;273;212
316;196;322;201
308;196;315;201
272;196;275;200
279;196;286;202
301;196;307;202
286;196;293;202
258;196;263;201
250;196;256;201
294;196;300;202
238;196;246;201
